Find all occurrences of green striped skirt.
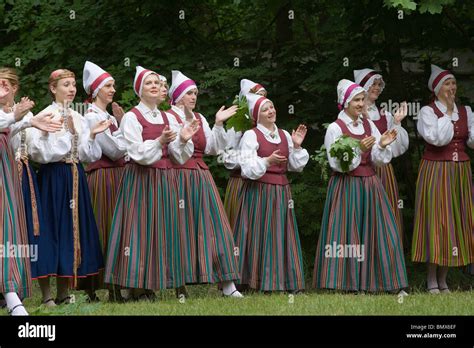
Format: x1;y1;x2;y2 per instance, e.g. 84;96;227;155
223;176;245;231
0;133;32;298
83;166;124;290
313;174;407;292
412;159;474;266
232;180;305;291
170;167;240;284
376;163;403;242
105;164;184;290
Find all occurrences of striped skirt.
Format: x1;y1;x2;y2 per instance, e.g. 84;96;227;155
170;167;240;284
0;134;32;298
412;159;474;266
313;174;408;292
20;161;49;280
105;164;183;290
37;162;104;279
233;180;305;291
223;176;245;230
84;167;124;289
376;163;403;241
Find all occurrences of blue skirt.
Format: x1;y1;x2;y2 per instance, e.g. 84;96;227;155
37;162;104;278
20;161;49;279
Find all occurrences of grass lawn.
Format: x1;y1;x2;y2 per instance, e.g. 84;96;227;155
6;262;473;316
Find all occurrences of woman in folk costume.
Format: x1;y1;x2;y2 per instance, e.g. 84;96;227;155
412;65;474;293
80;61;128;302
0;72;61;315
27;69;110;306
167;70;243;297
353;69;409;240
313;79;408;292
223;79;267;230
232;93;309;292
105;66;198;300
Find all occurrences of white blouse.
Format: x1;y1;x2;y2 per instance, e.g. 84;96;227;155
28;102;102;164
84;103;127;161
416;100;474;148
325;110;393;173
366;103;409;157
120;102;193;166
168;105;228;165
223;127;243;170
238;123;309;180
0;109;16;129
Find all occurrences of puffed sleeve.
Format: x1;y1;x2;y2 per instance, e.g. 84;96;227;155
368;119;393;166
201;114;227;156
0;110;16;129
167;112;195;165
324;122;361;173
27;128;73;164
85;112;127;161
78;116;102;163
282;130;309;172
239;130;269;180
119;111;164;165
416;105;454;146
9;112;32;137
465;106;474;149
222;128;242;170
386;111;409;157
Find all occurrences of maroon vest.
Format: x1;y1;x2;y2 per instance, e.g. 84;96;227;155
422;103;469;162
372;106;388;134
86;120;126;172
128;107;173;169
167;109;208;170
333;118;376;177
254;127;289;185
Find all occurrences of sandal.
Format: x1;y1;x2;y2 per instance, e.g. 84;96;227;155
42;298;56;307
427;287;440;294
55;295;73;305
222;289;244;298
439;287;451;294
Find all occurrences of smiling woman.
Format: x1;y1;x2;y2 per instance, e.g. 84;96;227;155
27;69;110;307
313;79;407;293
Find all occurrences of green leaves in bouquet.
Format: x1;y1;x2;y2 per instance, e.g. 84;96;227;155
329;135;360;173
311;144;330;183
225;95;253;132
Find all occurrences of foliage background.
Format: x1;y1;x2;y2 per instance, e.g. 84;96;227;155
1;0;473;280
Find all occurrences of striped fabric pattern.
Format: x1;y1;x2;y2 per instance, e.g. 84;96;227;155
412;159;474;266
171;167;240;284
375;163;403;241
223;176;245;231
233;180;305;291
313;174;408;292
105;164;184;290
0;134;32;298
86;167;124;289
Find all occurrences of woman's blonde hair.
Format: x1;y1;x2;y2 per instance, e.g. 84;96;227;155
48;69;75;99
0;67;20;95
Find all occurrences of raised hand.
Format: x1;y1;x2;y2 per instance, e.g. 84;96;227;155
215;105;238;126
158;125;177;145
14;97;35;121
90;119;112;138
445;89;455;114
0;80;10;99
266;149;288;166
31;111;63;133
379;129;398;148
291;124;307;149
179;119;200;143
111;102;125;124
360;135;376;152
393;101;408;124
